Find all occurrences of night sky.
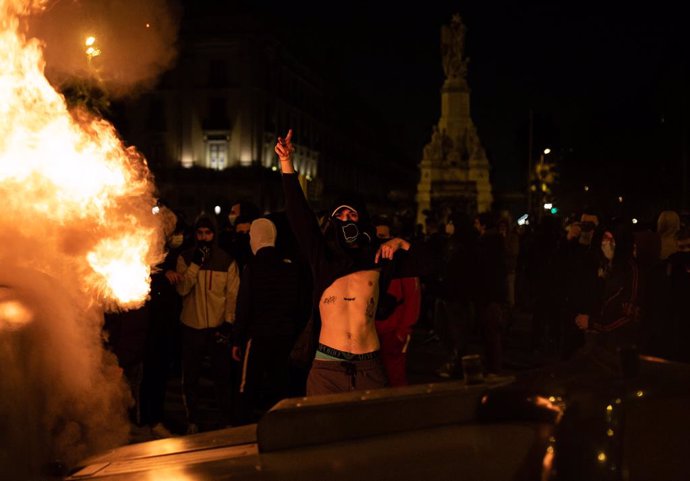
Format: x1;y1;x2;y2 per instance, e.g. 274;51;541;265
227;1;688;216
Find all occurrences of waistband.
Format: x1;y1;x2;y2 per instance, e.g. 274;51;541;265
317;343;380;361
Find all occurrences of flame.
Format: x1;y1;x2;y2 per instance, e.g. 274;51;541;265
0;1;165;311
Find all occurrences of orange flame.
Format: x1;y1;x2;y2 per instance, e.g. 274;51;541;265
0;1;165;312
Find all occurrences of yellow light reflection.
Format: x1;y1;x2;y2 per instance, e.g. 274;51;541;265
607;428;614;437
85;36;95;47
0;300;33;330
143;469;195;481
542;446;555;477
597;451;607;463
635;390;644;398
606;404;613;412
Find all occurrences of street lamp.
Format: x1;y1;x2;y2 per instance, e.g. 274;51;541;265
536;148;551;222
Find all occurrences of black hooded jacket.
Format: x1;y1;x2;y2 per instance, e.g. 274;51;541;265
281;173;429;308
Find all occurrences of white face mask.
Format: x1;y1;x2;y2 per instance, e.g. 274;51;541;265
601;241;615;261
169;233;184;249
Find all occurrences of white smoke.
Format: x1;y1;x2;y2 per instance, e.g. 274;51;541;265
0;267;131;478
26;0;182;97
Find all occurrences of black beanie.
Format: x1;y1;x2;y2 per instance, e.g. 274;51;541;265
194;215;216;234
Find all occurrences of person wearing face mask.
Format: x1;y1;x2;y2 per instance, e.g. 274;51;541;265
139;208;188;438
231;218;310;423
176;213;240;433
219;201;260;272
556;210;603;360
574;225;641;355
276;129;432;395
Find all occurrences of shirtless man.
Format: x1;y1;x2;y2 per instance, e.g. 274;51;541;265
276;130;412;395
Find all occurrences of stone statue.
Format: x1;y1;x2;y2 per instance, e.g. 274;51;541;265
441;14;467;80
424;126;443;161
440;129;453;160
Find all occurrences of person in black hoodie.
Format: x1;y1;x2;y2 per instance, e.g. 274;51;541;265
575;224;641;354
231;218;309;423
275;129;430;395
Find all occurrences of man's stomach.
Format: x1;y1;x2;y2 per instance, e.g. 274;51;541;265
318;318;380;354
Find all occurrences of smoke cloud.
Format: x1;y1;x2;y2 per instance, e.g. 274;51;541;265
0;0;178;477
26;0;182;97
0;268;131;478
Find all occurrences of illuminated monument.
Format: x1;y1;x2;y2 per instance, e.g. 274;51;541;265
416;14;493;226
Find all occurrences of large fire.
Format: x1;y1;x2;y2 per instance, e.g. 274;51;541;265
0;0;165;313
0;0;171;476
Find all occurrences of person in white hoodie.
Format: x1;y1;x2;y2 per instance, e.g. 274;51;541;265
176;213;240;433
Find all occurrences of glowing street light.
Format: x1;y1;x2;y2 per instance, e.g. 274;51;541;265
214;205;221;215
84;36;101;60
543;148;551;155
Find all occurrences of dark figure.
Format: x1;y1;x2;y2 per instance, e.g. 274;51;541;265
103;306;149;430
665;228;690;362
220;201;260;272
373;219;421;386
231;218;309;423
558;212;602;359
525;216;563;354
139;210;187;438
473;212;508;374
576;225;641;355
435;212;478;378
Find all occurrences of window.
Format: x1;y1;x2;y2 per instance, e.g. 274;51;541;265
206;136;228;170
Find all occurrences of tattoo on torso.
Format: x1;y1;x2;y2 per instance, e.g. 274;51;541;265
365;297;376;319
323;296;336;304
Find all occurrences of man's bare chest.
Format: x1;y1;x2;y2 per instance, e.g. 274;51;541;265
320;270;380;315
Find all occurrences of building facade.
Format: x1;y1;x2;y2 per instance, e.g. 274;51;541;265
117;3;416;221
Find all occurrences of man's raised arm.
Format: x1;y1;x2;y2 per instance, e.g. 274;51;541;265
275;130;325;270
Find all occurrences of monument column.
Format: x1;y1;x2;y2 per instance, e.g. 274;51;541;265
416;14;493;228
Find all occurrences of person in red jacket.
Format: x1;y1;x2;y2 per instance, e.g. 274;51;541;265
373;220;421;386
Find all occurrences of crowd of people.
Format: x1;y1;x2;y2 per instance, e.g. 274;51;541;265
103;129;690;440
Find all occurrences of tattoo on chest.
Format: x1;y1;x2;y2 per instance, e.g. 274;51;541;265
343;297;355;301
323;296;337;304
366;297;376;318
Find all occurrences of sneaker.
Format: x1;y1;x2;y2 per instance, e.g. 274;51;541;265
151;423;173;439
185;423;199;435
